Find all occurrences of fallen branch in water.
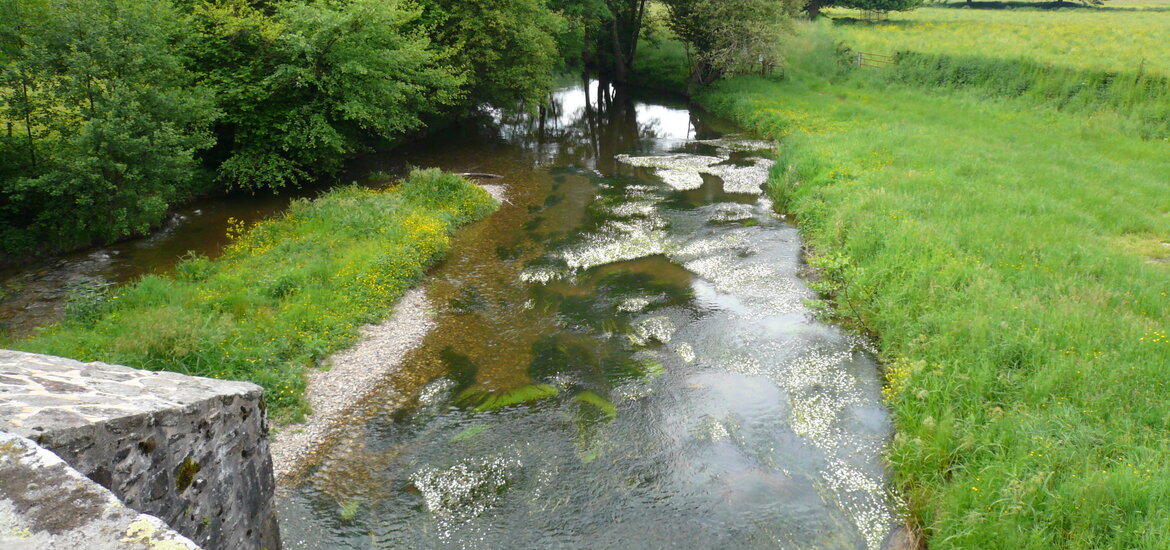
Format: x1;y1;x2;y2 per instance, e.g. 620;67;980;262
457;172;503;179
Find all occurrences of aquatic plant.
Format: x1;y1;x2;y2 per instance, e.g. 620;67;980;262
573;391;618;421
458;384;560;413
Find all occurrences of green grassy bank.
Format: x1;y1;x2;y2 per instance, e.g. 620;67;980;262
14;169;496;423
693;29;1170;549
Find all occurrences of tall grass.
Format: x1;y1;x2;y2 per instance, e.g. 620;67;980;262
828;2;1170;141
830;1;1170;75
694;26;1170;548
16;169;497;422
628;39;691;92
886;52;1170;140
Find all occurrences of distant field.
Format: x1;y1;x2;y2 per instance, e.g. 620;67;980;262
829;0;1170;75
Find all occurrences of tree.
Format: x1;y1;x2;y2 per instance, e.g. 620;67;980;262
423;0;565;107
0;0;216;253
187;0;464;191
805;0;923;20
662;0;802;94
547;0;609;70
601;0;648;82
547;0;652;82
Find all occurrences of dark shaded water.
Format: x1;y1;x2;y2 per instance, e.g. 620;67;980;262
274;80;896;549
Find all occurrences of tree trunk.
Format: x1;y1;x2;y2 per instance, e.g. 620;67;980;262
686;61;710;97
628;0;646;69
806;0;823;19
609;17;627;82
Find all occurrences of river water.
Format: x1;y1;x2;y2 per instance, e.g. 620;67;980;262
0;75;895;547
274;79;897;549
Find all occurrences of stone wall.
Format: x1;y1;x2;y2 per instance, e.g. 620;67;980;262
0;350;281;550
1;431;199;549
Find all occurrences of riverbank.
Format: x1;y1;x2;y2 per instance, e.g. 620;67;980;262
270;286;435;482
10;170;498;423
270;182;507;481
691;29;1170;548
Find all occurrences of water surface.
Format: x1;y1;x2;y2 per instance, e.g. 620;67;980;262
277;79;896;549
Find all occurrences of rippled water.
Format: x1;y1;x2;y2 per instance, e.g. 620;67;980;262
277;79;896;549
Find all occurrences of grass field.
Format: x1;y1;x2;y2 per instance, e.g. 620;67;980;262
830;0;1170;75
828;2;1170;141
691;16;1170;549
12;170;496;422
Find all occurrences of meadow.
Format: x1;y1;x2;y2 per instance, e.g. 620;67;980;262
12;170;497;422
830;0;1170;75
689;12;1170;549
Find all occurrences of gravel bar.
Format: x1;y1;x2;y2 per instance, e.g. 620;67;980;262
269;183;505;484
269;286;435;483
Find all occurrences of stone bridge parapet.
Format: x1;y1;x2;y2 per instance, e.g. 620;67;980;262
0;350;280;550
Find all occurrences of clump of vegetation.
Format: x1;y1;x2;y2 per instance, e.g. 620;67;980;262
0;0;564;256
0;0;217;254
18;169;497;422
187;0;466;192
696;20;1170;547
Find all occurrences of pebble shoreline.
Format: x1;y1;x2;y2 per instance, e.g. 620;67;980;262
269;183;507;483
268;286;436;483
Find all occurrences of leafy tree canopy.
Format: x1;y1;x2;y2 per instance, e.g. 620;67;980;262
0;0;216;252
663;0;803;92
187;0;465;191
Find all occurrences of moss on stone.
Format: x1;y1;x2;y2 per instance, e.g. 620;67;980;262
174;457;200;492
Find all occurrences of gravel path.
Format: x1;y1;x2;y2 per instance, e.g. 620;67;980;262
269;287;435;483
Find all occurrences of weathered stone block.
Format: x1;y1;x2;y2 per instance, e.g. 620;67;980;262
0;431;199;549
0;350;280;550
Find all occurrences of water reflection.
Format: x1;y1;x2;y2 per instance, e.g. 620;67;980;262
278;79;895;549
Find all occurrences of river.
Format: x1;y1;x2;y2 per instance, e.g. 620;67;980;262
0;76;896;549
277;79;897;549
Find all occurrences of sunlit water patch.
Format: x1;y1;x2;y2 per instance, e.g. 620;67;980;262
278;80;896;549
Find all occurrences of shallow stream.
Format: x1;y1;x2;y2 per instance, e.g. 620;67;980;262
274;80;897;549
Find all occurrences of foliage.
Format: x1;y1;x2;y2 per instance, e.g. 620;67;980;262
697;25;1170;547
421;0;565;108
187;0;464;191
17;170;497;422
547;0;656;82
63;279;113;323
807;0;923;19
661;0;802;91
0;0;216;253
2;0;574;253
